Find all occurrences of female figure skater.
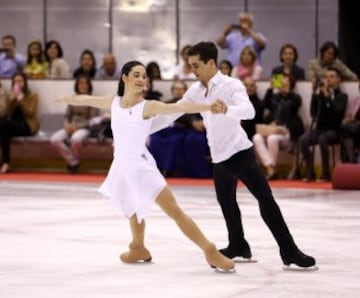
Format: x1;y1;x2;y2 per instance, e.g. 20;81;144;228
58;60;234;272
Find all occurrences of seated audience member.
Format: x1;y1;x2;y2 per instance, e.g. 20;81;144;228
306;41;358;82
148;80;212;178
95;54;121;80
146;61;162;80
0;72;39;173
73;49;97;79
173;45;196;80
218;59;233;76
0;35;25;78
143;77;162;100
51;76;98;173
0;81;9;119
341;80;360;163
231;45;263;81
45;40;70;78
241;76;264;139
24;40;48;79
253;74;304;179
216;12;267;67
300;67;348;181
271;43;305;81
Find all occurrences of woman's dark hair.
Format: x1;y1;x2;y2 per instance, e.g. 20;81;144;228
26;40;45;64
117;60;145;96
188;41;218;65
320;41;339;59
279;43;298;62
283;73;296;90
74;75;93;95
146;61;162;80
219;59;233;75
11;72;29;96
45;40;64;61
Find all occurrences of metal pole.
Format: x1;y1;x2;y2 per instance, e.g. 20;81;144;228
109;0;113;54
244;0;248;12
315;0;319;57
43;0;47;45
175;0;180;65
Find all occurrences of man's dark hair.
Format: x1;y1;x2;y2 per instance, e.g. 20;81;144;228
327;66;341;79
2;35;16;46
188;41;218;65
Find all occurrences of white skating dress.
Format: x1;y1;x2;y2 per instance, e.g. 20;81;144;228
99;96;166;223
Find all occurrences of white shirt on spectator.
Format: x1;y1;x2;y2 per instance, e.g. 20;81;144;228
173;63;196;80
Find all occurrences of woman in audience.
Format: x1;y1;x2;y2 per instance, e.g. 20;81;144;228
306;41;358;82
0;72;39;173
73;49;97;78
45;40;70;79
253;74;304;179
173;45;196;80
231;45;262;81
24;40;48;79
271;43;305;80
218;59;233;76
50;75;98;173
146;61;162;80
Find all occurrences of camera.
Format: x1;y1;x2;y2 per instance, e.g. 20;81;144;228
231;24;242;30
316;79;325;88
0;48;9;53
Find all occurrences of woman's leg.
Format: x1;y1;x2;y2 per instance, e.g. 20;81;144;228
120;214;152;263
155;186;234;270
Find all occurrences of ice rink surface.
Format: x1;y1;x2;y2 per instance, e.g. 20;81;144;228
1;180;359;298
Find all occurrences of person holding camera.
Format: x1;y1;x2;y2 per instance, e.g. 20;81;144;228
216;12;266;67
0;35;25;78
0;72;39;173
300;67;348;181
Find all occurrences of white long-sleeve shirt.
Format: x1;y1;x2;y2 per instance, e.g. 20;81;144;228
150;71;255;163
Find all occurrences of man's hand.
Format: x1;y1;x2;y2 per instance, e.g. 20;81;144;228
211;99;228;114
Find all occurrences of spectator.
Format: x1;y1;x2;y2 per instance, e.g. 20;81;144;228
45;40;70;79
271;43;305;81
73;49;97;79
24;40;48;79
95;54;121;80
218;59;233;76
146;61;162;80
341;80;360;163
306;41;358;82
216;12;266;67
241;76;263;139
300;67;348;181
148;80;211;177
143;77;162;101
0;81;9;119
50;76;98;173
0;72;39;173
231;45;263;81
173;45;196;80
0;35;25;78
253;74;304;179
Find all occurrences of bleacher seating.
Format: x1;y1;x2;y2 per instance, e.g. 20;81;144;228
0;79;358;172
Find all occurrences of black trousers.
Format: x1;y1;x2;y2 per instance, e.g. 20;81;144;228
213;147;297;253
299;129;339;177
0;118;31;163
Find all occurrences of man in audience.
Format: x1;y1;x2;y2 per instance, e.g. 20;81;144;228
216;12;266;67
95;54;121;80
300;67;348;181
0;35;25;78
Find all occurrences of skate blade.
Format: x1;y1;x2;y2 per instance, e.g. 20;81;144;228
234;257;258;263
282;264;319;272
214;267;236;274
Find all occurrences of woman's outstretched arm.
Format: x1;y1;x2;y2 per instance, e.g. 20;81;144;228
56;94;115;110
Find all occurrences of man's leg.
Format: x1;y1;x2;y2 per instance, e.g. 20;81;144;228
222;148;316;268
213;162;251;258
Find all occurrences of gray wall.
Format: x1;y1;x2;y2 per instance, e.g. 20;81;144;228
0;0;338;79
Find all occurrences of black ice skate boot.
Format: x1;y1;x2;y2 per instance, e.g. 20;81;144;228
280;248;318;271
219;239;256;263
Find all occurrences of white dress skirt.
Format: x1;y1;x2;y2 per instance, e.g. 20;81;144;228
99;97;166;223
